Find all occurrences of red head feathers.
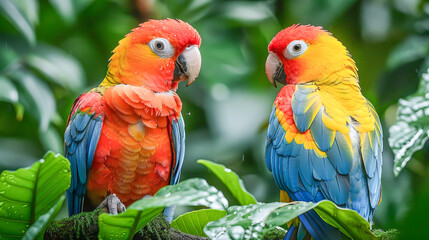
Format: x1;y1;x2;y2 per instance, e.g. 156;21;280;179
105;19;202;92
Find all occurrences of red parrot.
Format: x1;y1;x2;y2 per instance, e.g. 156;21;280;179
265;25;382;239
64;19;201;218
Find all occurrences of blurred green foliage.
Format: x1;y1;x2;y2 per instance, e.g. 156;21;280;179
1;0;429;238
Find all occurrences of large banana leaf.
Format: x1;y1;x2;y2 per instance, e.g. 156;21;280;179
204;200;376;240
0;152;71;239
22;196;65;240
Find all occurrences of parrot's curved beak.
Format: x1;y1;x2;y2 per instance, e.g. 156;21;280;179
173;45;201;87
265;52;287;88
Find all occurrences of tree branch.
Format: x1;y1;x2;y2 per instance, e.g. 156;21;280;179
43;207;286;239
44;208;209;240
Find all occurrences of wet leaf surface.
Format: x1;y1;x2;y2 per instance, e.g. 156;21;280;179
98;178;228;240
198;160;257;206
204;200;375;240
171;209;226;237
389;66;429;176
0;152;70;239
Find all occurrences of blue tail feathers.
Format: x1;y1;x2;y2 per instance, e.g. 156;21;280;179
284;209;343;240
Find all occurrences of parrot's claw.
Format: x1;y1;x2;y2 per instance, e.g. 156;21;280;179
97;194;126;215
142;194;153;199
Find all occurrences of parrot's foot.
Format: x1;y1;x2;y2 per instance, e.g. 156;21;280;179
97;194;126;215
142;194;153;199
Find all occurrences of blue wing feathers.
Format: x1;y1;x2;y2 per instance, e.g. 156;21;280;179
362;133;377;178
293;100;321;133
269;105;276;121
267;87;383;240
331;175;349;205
285;224;296;240
78;114;91;130
287;157;299;192
265;144;273;171
76;137;87;184
311;157;335;181
297;210;343;240
273;124;285;148
298;149;314;192
310;109;335;152
349;156;371;220
325;132;353;175
291;93;319;115
286;192;343;240
278;156;287;191
290;141;302;158
368;161;381;209
297;222;307;240
292;86;322;133
87;116;102;167
65;110;103;216
169;114;185;185
67;140;77;155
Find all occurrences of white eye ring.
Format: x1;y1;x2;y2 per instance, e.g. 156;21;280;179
148;38;175;58
285;40;308;59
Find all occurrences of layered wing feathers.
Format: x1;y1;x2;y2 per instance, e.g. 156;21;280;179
169;114;185;185
65;93;103;216
265;84;383;221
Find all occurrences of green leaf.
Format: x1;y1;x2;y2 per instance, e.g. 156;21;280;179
360;0;390;42
11;70;56;131
48;0;93;23
0;151;71;239
25;45;85;92
313;201;375;240
0;0;35;45
39;125;64;155
386;36;429;70
0;76;18;103
204;202;287;239
171;209;226;237
284;0;355;26
220;1;275;24
14;103;24;121
198;159;257;206
153;0;213;23
22;196;65;240
0;139;39;170
98;178;228;240
49;0;75;24
204;200;375;240
0;42;21;72
73;0;94;12
389;66;429;176
13;0;39;26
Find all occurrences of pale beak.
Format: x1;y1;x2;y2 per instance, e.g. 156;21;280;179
265;52;286;87
173;45;201;87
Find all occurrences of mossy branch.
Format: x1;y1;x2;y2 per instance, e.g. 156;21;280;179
44;207;208;240
43;207;288;239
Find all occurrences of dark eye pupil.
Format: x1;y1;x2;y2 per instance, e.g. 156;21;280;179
293;45;301;51
156;42;164;50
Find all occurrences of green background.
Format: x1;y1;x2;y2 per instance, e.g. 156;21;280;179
1;0;429;238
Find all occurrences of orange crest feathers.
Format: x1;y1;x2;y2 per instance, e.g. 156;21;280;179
127;19;201;56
